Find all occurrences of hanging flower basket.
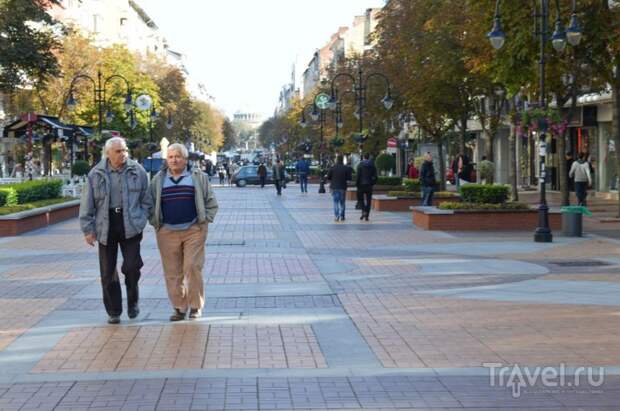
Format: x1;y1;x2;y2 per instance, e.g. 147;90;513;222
350;132;368;144
521;108;564;135
330;136;344;148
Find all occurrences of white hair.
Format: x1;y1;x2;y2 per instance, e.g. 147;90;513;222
103;137;127;158
167;143;188;159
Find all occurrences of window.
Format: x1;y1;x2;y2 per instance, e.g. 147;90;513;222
92;14;100;33
120;17;127;26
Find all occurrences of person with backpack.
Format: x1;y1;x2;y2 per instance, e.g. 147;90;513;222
257;162;267;188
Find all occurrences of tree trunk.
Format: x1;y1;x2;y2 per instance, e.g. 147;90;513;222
509;123;518;201
558;129;568;205
460;113;467;154
437;139;446;191
529;131;536;186
613;82;620;217
484;130;493;161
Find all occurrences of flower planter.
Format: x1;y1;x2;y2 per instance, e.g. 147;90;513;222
0;200;80;237
411;206;561;231
372;195;460;212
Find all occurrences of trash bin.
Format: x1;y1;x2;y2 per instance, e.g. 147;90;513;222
560;206;592;237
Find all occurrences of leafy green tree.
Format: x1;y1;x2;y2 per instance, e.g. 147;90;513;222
0;0;61;113
221;117;237;151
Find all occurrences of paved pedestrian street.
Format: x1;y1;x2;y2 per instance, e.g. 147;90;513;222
1;186;620;410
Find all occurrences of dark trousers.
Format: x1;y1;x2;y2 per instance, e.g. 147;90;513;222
98;211;143;316
259;175;266;188
422;186;435;206
275;180;282;195
575;181;588;206
358;185;373;216
299;173;308;192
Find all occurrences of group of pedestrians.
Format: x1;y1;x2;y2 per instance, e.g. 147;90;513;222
79;137;218;325
325;153;378;222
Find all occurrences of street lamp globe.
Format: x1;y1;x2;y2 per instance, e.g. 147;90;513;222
150;107;158;122
105;110;114;124
66;93;77;111
382;94;394;110
566;13;582;46
487;18;506;50
124;92;133;112
551;19;567;52
166;111;174;129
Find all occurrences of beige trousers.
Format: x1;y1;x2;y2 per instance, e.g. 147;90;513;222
156;223;208;311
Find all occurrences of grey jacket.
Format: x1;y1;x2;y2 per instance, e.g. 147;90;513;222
79;158;152;246
149;167;218;230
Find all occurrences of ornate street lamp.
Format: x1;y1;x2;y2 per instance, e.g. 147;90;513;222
488;0;582;243
327;66;393;155
65;70;132;161
300;98;328;193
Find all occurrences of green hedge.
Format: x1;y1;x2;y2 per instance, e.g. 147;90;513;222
438;201;529;210
387;191;459;198
71;160;90;177
402;178;421;192
0;197;74;216
375;153;395;172
459;184;509;204
376;176;402;186
0;180;63;205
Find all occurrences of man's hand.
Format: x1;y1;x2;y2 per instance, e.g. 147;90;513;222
84;233;96;247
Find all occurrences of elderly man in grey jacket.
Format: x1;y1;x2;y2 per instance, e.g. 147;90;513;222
149;143;218;321
79;137;152;324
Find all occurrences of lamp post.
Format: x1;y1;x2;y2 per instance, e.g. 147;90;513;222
300;101;328;193
65;70;132;162
328;65;394;156
488;0;582;243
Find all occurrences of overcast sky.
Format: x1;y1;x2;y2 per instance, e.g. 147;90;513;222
140;0;385;119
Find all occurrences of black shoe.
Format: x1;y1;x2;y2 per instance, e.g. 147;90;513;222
128;304;140;319
365;215;369;221
189;308;202;319
107;315;120;325
169;309;186;322
340;216;345;221
360;214;364;220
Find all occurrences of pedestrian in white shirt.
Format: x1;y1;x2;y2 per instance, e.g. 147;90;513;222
569;152;592;206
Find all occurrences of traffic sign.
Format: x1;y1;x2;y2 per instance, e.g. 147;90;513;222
314;93;331;110
387;137;398;148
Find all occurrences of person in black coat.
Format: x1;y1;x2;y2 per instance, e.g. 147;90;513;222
356;153;377;221
420;152;436;206
326;155;353;222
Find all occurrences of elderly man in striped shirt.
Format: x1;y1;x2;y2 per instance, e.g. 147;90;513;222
149;143;218;321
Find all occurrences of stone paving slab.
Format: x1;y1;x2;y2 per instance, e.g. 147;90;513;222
1;186;620;409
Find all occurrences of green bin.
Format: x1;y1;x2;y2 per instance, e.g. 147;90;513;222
560;206;591;237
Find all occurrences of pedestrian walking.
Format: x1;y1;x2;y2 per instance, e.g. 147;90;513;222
149;143;219;321
406;159;418;179
296;157;310;193
569;152;592;206
257;162;267;188
79;137;152;324
272;159;286;196
356;153;377;221
218;166;225;185
327;155;353;222
420;152;437;207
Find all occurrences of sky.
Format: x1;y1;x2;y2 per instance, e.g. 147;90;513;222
140;0;386;119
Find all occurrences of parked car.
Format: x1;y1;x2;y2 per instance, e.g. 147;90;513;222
231;165;274;187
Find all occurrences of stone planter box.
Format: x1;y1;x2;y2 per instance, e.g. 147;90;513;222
372;195;460;212
411;206;561;231
346;186;399;201
0;200;80;236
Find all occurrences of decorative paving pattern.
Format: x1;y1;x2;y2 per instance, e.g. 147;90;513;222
56;295;341;311
340;293;620;368
297;229;449;249
1;263;74;281
2;376;619;410
0;299;65;351
33;324;326;372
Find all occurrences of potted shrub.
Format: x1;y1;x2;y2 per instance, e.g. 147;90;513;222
375;153;395;176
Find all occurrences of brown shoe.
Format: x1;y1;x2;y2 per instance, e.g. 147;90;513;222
169;309;186;322
189;308;202;319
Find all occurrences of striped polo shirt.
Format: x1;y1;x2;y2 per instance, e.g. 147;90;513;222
161;170;197;230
